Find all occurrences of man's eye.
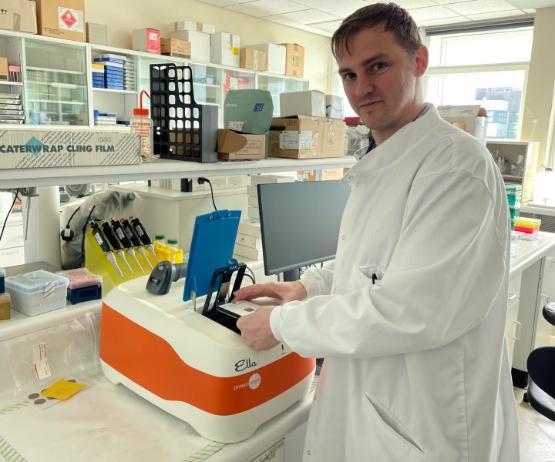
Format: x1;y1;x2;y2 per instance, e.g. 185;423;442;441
371;62;387;72
341;73;356;81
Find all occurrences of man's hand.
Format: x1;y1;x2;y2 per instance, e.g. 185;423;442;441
236;306;279;351
233;281;307;304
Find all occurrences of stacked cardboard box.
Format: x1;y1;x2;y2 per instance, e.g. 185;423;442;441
247;44;286;74
174;20;215;34
132;28;160;54
279;43;304;78
86;22;107;45
234;175;294;261
211;32;240;67
171;30;210;62
37;0;85;42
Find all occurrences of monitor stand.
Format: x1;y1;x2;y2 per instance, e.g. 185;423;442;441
282;268;300;282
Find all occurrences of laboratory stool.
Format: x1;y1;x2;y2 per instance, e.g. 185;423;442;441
526;347;555;421
523;302;555;420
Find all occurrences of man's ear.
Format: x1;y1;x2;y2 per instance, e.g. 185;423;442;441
414;46;428;77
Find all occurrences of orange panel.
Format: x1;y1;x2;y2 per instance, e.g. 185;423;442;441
99;304;315;416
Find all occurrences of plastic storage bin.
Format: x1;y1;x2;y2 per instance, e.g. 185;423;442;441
6;270;69;316
58;268;102;304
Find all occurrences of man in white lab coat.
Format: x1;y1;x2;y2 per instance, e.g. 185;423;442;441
234;3;519;461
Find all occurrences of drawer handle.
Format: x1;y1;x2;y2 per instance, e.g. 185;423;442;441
511;320;522;340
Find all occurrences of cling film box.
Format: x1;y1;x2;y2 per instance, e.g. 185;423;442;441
0;129;141;169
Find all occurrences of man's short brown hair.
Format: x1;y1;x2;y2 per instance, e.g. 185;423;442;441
331;3;422;59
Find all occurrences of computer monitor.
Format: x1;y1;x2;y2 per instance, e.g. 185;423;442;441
257;180;350;281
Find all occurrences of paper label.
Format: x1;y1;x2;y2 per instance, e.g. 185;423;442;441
41;379;86;400
228;121;245;131
280;131;313;150
58;7;84;32
231;47;239;56
32;343;51;380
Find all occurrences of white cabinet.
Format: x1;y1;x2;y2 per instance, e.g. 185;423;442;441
506;274;522;365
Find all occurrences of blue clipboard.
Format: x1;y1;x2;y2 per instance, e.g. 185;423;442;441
183;209;241;302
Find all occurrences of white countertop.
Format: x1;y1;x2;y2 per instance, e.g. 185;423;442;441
510;231;555;274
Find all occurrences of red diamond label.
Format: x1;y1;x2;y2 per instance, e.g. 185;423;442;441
60;9;76;29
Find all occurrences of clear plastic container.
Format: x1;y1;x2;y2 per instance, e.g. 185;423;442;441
6;270;69;316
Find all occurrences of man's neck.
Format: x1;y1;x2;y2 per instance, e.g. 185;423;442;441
372;102;426;146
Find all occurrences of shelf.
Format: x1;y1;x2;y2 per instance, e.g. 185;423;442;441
193;82;219;88
27;66;85;75
27;99;87;105
503;175;524;182
27;80;86;88
0;81;23;86
93;88;137;95
0;156;357;188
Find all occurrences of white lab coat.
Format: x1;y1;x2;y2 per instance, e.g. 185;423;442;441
270;105;519;461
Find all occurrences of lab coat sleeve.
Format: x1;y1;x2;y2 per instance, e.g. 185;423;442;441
298;261;336;297
270;170;507;358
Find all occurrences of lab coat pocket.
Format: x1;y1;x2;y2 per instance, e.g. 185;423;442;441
358;265;383;287
363;393;426;459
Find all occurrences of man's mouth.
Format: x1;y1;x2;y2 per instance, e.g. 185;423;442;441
358;100;382;111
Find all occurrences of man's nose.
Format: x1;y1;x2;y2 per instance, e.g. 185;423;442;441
354;73;374;98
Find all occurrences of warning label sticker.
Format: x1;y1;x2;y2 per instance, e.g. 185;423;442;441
58;7;84;32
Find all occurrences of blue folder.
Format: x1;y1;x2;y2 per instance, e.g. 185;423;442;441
183;209;241;302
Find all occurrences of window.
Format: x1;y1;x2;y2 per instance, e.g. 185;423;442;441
424;27;533;140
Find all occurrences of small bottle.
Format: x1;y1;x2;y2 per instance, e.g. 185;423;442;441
154;234;166;245
131;90;155;161
0;293;11;321
167;238;179;248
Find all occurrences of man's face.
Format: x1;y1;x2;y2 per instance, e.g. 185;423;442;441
337;25;428;140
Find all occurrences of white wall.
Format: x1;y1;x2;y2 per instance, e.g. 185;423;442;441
84;0;333;92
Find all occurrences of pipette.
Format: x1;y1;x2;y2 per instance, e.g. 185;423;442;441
101;221;133;273
121;218;155;268
110;219;146;273
89;220;125;277
130;217;158;261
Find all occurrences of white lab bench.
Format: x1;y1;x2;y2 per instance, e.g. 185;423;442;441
0;232;554;461
507;231;555;387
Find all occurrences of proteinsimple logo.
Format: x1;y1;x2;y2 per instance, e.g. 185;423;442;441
25;137;45;155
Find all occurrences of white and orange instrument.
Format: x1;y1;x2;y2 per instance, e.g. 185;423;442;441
99;276;315;443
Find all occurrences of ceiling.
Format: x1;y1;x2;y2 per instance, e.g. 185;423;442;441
198;0;555;36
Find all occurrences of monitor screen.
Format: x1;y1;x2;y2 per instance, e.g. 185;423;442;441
257;180;350;277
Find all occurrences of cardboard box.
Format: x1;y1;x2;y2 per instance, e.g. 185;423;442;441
0;129;141;169
171;30;210;62
279;42;304;78
250;43;285;75
280;90;326;118
238;219;261;238
218;129;265;161
437;105;488;144
132;28;160;54
37;0;85;42
211;32;240;67
240;48;267;72
0;0;37;33
160;38;191;58
326;94;344;119
234;242;263;261
86;22;107;45
174;20;215;34
236;232;262;250
270;116;346;159
0;57;8;81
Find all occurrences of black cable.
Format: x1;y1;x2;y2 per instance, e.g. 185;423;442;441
245;265;256;284
66;205;81;227
0;189;19;242
197;177;217;211
80;204;97;265
243;273;255;285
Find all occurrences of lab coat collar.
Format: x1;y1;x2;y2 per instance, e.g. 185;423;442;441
347;103;441;179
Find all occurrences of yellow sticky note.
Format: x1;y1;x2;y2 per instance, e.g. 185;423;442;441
41;379;86;400
231;47;239;56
